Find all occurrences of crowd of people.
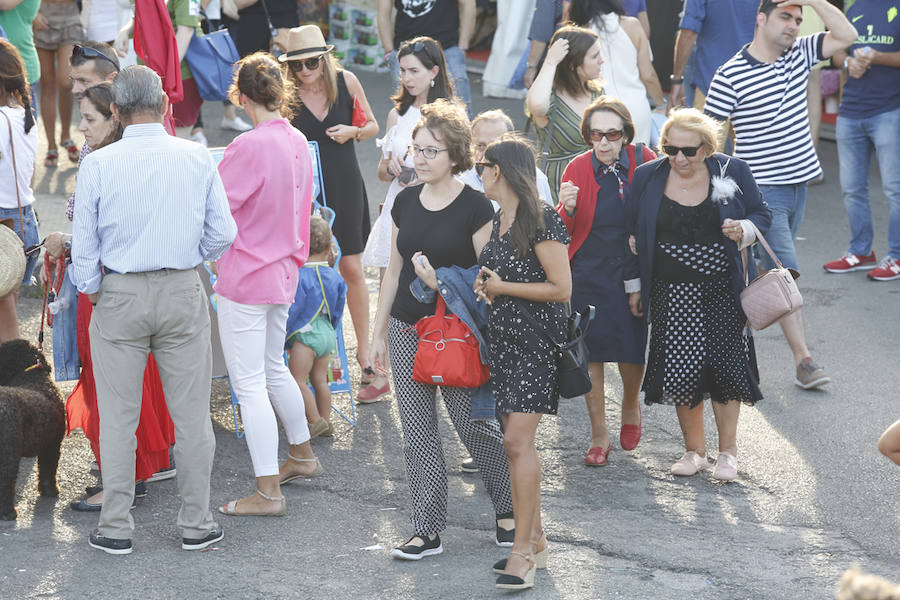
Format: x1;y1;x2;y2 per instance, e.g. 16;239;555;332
0;0;898;594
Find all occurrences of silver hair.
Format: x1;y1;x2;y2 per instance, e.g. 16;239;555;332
472;109;515;133
111;65;164;117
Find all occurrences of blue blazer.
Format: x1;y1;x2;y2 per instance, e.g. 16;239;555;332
624;153;772;322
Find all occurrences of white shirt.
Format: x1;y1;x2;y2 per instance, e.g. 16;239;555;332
0;106;37;210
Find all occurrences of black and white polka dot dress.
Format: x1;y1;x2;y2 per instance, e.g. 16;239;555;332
479;204;571;415
642;196;762;408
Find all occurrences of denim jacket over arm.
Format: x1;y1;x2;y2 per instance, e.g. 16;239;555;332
409;265;495;421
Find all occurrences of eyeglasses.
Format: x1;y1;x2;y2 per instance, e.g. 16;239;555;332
288;55;323;72
474;161;495;176
408;144;448;160
589;129;624;142
71;44;120;72
662;144;702;157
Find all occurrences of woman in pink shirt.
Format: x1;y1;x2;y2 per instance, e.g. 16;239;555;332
215;53;323;517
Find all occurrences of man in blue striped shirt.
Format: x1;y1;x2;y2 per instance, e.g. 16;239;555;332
71;65;237;555
704;0;856;391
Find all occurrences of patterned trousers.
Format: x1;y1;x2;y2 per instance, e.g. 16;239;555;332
388;318;513;535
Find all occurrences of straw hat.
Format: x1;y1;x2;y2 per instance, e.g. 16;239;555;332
277;25;334;63
0;226;26;298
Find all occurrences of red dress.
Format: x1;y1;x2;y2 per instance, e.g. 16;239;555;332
65;292;175;481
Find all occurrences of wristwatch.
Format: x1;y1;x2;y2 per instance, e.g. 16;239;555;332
63;235;72;258
670;74;684;84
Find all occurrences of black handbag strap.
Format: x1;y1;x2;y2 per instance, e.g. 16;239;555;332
512;297;594;350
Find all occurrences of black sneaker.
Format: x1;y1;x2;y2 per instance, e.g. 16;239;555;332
495;510;515;547
146;466;176;483
88;528;133;555
86;481;146;498
390;534;443;560
182;524;224;551
460;457;479;473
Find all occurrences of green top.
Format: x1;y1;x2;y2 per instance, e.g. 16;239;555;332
0;0;41;84
168;0;202;80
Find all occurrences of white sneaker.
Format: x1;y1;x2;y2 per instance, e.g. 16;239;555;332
671;451;708;476
190;130;208;147
220;115;252;132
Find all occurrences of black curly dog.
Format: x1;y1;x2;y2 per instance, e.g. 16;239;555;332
0;339;65;520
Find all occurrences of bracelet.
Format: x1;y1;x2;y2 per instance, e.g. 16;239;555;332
669;75;684;84
842;56;850;72
355;126;362;141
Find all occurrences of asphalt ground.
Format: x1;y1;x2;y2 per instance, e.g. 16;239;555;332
2;66;898;599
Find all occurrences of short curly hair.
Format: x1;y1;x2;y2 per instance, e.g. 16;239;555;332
412;99;473;175
659;108;718;159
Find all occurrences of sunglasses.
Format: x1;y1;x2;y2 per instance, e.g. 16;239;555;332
662;144;702;157
410;41;434;63
289;55;323;71
71;44;119;72
474;161;495;176
408;144;448;160
589;129;624;142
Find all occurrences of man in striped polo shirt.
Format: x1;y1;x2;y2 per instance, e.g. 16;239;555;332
704;0;857;390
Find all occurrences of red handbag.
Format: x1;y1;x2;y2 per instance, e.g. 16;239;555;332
351;95;367;129
412;296;490;388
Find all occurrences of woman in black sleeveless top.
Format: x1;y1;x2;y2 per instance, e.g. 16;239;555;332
282;25;381;389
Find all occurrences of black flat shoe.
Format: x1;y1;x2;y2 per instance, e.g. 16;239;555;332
85;481;147;498
496;510;514;547
70;495;137;512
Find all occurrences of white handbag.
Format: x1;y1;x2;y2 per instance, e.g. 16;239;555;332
740;222;803;331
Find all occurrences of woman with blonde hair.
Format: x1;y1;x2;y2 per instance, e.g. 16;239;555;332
625;108;771;481
525;25;603;204
282;25;382;400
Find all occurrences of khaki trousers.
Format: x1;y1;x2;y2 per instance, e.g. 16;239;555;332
90;268;216;540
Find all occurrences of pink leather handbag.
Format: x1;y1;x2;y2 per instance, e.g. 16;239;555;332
740;222;803;330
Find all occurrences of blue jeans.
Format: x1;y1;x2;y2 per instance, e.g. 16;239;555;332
52;266;81;381
837;106;900;260
0;204;40;285
388;45;472;116
756;184;807;272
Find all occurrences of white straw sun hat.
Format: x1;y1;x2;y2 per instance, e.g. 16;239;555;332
0;225;26;297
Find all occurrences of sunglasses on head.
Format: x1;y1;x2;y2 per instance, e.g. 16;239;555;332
72;44;120;72
409;41;434;63
289;55;323;71
662;144;702;157
589;129;625;143
474;161;495;176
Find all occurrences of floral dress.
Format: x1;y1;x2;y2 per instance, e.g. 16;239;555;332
479;204;571;415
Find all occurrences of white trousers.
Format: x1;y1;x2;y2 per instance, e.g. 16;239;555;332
217;297;310;477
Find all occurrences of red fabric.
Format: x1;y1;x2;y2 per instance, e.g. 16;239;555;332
65;292;175;481
557;144;657;260
172;77;202;128
133;0;184;104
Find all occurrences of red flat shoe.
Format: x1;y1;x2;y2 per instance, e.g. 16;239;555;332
584;443;612;466
620;407;642;451
357;380;390;404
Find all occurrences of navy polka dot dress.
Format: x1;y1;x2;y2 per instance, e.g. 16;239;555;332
480;204;571;415
642;196;762;408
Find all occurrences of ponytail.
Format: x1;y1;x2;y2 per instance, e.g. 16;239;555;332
18;81;35;134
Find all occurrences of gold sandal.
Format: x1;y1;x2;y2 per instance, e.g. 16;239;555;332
280;454;324;484
218;488;286;517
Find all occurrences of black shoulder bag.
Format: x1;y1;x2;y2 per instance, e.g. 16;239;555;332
513;298;596;399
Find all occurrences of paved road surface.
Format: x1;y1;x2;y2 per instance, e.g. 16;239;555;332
3;67;898;599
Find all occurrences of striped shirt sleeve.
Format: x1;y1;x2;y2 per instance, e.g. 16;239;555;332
703;68;737;121
199;157;237;262
797;32;826;70
71;156;103;294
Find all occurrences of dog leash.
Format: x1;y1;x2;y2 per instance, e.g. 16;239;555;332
38;253;66;352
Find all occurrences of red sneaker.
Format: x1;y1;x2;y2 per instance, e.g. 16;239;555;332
823;251;876;273
867;257;900;281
